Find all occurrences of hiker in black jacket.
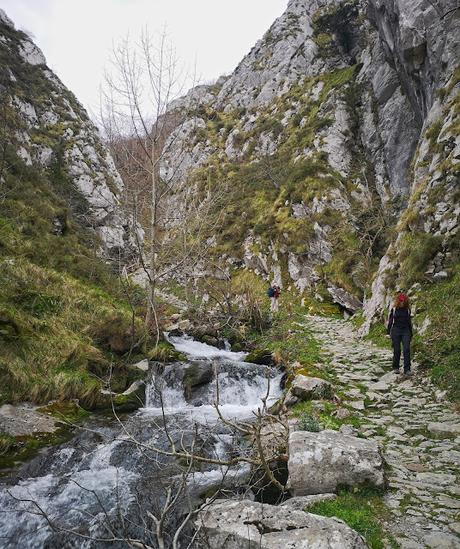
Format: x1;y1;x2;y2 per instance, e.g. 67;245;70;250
387;292;413;377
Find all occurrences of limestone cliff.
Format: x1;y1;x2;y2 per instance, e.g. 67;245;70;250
0;9;137;255
157;0;459;322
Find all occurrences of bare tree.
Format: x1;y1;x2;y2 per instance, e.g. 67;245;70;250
101;29;217;343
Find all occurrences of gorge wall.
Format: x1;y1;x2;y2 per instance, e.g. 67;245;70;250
158;0;459;328
0;9;137;256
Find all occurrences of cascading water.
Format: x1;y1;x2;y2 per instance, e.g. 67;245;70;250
0;337;282;548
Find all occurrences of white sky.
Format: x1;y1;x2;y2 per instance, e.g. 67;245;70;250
3;0;288;118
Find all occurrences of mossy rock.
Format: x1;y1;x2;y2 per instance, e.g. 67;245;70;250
246;348;274;365
37;400;90;424
111;391;144;413
183;361;214;397
200;334;220;347
0;428;74;474
148;342;187;363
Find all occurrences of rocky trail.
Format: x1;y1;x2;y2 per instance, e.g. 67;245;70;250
305;315;460;549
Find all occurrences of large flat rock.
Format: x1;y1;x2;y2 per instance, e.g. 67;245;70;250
288;430;385;496
194;499;368;548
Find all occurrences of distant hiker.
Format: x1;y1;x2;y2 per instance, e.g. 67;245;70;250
267;283;281;313
387;292;413;376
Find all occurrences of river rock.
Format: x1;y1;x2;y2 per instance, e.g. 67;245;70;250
288;430;385;496
194;499;368;548
290;375;333;401
183;360;214;389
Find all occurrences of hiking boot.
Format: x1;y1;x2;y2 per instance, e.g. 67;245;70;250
403;370;412;378
393;368;400;375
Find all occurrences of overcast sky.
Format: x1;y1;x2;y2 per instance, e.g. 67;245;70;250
3;0;288;118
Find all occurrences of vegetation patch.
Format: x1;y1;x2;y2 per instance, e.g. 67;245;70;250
412;264;460;403
308;486;396;549
397;232;443;289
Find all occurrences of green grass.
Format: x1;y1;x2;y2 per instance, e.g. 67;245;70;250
412;264;460;403
308;486;395;549
0;432;16;456
365;322;391;349
291;399;364;431
247;294;335;375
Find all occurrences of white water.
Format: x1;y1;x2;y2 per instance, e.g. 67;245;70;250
0;440;138;548
167;334;247;361
0;337;282;547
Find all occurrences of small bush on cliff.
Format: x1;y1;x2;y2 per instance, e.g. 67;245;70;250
397;232;443;288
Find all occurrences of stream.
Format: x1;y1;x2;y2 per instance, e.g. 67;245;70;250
0;336;282;548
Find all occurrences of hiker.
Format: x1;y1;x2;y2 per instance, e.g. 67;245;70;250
387;292;413;376
267;283;281;313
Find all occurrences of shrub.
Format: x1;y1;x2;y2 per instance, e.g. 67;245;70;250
397;232;443;288
297;413;321;432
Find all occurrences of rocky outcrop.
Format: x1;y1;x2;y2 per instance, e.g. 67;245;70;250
0;11;139;256
361;0;460;328
288;430;385;495
0;404;58;436
194;499;369;548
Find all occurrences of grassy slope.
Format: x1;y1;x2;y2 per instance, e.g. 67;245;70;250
0;22;150;408
188;64;394;300
0;148;149;408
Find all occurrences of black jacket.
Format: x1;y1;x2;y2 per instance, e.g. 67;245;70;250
387;308;413;336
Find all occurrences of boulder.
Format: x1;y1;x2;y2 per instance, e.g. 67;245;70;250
327;285;362;313
183;360;214;390
290;375;333;401
129;359;149;372
245;348;273;365
110;381;146;413
194;499;368;548
288;430;384;496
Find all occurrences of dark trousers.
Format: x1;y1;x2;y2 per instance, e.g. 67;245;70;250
391;328;412;372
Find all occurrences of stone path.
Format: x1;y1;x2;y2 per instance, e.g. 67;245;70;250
305;315;460;549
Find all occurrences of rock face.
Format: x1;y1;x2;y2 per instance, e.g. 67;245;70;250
288;430;385;495
154;0;459;323
194;499;369;548
0;11;138;256
360;0;460;331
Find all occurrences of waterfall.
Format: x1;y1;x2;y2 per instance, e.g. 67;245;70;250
0;337;282;547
